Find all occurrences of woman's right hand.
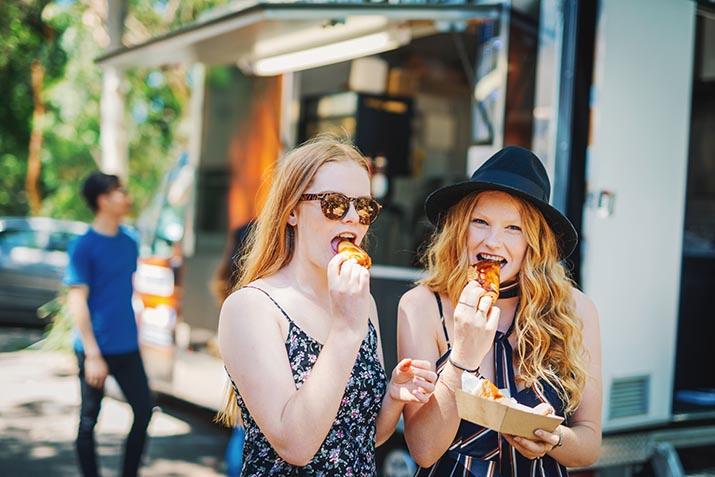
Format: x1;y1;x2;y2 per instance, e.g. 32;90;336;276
449;281;500;369
327;253;371;334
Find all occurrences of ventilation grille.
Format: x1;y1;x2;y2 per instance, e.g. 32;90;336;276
609;375;650;419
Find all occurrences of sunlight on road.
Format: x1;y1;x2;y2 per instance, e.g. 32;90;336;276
0;348;229;477
98;399;192;437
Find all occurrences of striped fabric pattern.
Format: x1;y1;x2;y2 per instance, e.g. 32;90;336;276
414;293;569;477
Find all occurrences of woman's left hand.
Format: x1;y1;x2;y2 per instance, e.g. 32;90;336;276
389;358;437;403
503;427;562;460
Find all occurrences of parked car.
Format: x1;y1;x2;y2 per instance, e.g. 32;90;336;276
0;217;88;327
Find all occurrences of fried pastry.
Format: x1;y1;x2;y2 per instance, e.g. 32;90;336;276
468;260;501;301
338;240;372;269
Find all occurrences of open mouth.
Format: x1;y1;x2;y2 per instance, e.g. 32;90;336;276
331;233;356;254
477;253;507;268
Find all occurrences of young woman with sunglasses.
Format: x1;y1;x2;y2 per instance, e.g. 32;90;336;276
397;146;602;476
217;136;437;476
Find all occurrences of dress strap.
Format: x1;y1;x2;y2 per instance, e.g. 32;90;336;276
494;300;519;392
242;285;293;324
433;292;451;346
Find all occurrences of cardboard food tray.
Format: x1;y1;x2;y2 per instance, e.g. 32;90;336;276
455;388;563;438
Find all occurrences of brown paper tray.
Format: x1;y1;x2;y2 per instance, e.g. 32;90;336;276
455;388;564;438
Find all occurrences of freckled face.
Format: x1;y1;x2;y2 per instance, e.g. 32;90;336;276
467;191;527;283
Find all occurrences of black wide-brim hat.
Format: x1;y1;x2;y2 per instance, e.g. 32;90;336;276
425;146;578;259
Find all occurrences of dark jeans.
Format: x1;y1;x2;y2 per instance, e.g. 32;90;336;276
76;350;154;477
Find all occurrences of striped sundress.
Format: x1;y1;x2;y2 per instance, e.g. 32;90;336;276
415;293;569;477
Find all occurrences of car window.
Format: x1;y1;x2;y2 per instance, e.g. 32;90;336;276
47;231;79;252
0;230;40;252
0;227;80;269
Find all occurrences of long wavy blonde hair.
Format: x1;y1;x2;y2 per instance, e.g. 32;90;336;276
216;135;371;427
419;192;588;415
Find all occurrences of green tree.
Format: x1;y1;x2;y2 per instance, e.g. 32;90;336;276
1;0;229;221
0;0;65;216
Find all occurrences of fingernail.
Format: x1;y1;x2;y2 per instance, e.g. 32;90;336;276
534;430;543;436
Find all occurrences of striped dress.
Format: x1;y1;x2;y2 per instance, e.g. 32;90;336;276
415;293;569;477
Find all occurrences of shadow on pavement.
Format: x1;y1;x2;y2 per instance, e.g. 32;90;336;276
0;349;232;477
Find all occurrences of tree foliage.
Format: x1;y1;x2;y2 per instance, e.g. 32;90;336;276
0;0;65;216
1;0;229;221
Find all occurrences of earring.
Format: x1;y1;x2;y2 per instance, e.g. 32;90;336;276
286;225;295;251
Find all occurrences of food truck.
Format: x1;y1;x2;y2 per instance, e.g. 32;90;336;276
99;1;715;475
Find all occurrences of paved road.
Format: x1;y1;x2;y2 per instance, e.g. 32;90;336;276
0;328;231;477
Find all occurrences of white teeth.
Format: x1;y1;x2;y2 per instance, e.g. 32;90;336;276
337;233;354;239
479;253;504;262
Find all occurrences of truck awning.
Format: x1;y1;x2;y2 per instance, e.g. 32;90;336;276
96;2;502;70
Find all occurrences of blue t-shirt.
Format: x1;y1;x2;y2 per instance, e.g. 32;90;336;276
64;225;140;355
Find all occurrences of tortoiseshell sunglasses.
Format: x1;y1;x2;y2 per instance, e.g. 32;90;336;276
300;192;382;225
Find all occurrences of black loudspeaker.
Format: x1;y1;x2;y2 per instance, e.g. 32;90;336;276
353;94;413;176
299;92;413;177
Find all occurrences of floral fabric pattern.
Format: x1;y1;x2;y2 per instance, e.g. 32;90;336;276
231;288;387;477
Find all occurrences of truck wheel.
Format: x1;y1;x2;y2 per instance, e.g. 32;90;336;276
376;431;417;477
381;448;417;477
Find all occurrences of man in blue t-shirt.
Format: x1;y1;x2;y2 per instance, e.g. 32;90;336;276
64;172;153;477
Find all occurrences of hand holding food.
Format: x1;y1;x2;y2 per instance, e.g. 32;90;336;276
327;244;371;333
338;240;372;269
450;280;501;371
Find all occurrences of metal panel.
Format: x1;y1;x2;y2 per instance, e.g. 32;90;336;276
584;425;715;469
609;375;650;420
651;443;685;477
589;432;652;468
97;3;502;69
582;0;696;432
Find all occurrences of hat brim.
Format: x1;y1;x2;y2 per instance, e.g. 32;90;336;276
425;180;578;259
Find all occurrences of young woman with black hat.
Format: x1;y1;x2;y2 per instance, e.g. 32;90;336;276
398;146;602;475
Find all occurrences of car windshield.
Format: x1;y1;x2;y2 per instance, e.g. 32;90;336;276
46;231;79;252
0;225;82;268
1;227;78;250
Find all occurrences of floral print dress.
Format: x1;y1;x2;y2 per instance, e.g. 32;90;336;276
230;286;388;477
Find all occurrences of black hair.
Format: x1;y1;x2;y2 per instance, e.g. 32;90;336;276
82;172;121;212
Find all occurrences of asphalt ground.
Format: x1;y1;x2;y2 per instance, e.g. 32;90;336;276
0;327;232;477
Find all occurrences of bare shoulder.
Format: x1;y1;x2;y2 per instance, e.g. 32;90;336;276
570;287;600;333
219;282;282;333
570;287;597;315
223;283;272;310
400;284;434;308
399;285;439;321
